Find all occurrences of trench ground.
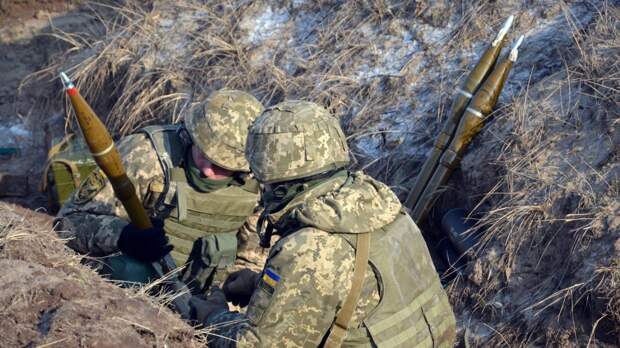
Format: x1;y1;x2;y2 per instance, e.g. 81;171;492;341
1;1;618;347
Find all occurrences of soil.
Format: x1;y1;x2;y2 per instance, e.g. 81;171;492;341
0;0;78;23
0;0;618;346
0;203;198;348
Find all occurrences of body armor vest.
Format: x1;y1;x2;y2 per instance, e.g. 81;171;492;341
337;213;456;348
286;174;456;348
138;125;259;271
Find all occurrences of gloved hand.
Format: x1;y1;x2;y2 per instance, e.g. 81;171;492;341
117;218;173;263
190;287;229;324
223;269;260;307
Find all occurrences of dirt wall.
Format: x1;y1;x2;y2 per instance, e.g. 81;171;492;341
0;203;199;347
0;0;618;346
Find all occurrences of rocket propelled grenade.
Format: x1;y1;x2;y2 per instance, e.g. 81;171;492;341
405;16;516;214
60;72;152;230
60;72;192;318
407;23;524;224
492;15;514;47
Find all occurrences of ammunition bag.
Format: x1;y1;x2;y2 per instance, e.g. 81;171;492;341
181;231;238;294
41;134;97;212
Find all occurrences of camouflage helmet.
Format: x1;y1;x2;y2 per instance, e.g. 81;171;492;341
184;89;263;172
246;100;350;184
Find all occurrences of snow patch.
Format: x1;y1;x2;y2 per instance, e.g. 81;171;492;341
0;123;31;148
242;7;290;45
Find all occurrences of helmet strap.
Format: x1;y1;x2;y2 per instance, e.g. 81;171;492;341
256;168;348;247
177;125;193;147
257;210;275;248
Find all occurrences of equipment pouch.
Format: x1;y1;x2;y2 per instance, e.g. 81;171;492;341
41;134;97;212
205;232;238;270
182;232;238;294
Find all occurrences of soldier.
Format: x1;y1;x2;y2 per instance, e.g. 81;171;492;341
199;100;456;347
55;89;265;295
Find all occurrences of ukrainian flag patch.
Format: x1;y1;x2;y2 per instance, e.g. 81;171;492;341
258;268;280;295
263;268;280;287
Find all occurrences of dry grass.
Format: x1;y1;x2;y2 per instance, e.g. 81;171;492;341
43;0;507;142
451;2;619;346
27;0;620;346
0;203;200;347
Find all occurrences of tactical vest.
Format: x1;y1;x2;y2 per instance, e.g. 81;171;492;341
336;213;456;348
138;125;259;275
285;174;456;348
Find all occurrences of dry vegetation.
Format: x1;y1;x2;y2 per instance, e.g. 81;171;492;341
451;4;620;346
16;0;619;346
0;203;201;347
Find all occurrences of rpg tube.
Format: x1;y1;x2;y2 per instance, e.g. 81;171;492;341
411;36;523;223
405;16;514;212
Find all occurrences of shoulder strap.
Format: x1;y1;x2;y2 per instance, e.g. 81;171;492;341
138;125;186;205
138;125;185;174
325;232;371;348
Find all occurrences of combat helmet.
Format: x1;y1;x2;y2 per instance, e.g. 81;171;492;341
184;89;263;172
246;100;350;184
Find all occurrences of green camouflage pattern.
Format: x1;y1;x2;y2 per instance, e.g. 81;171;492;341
45;135;98;210
137;125;260;284
205;172;455;347
185;89;264;172
204;101;455;346
56;134;156;255
55;132;267;278
203;173;383;347
245;100;350;184
294;171;402;233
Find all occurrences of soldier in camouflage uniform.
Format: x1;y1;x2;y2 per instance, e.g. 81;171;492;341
55;89;266;295
200;100;456;347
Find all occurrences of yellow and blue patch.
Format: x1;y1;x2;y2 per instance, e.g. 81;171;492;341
259;268;280;294
263;268;280;286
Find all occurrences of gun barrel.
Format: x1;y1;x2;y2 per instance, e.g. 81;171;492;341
405;16;514;214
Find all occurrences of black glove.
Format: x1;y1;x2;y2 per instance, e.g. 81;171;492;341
117;218;173;263
223;269;260;307
190;287;229;324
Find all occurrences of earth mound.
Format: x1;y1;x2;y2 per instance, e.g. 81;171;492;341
0;0;618;346
0;204;200;347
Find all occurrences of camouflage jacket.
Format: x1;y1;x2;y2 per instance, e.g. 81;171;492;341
204;172;455;347
55;132;266;274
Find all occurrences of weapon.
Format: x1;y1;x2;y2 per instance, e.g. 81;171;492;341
405;16;514;212
59;72;192;318
405;18;524;224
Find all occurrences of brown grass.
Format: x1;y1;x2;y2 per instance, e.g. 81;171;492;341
41;0;489;139
0;203;201;347
26;0;620;346
452;2;619;346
